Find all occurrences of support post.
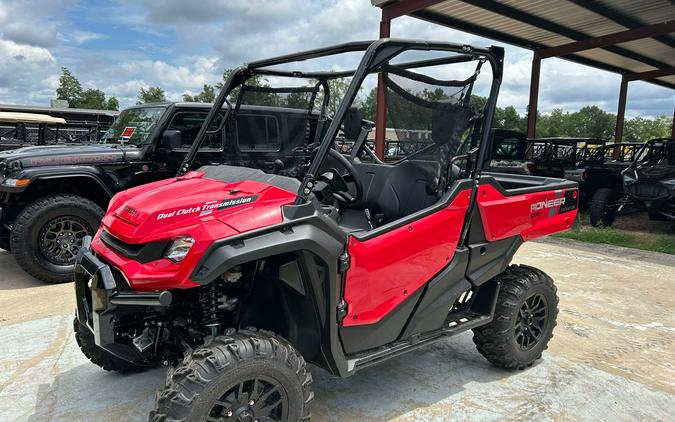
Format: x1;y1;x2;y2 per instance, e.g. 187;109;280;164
672;103;675;139
526;54;541;140
615;76;628;142
374;18;390;160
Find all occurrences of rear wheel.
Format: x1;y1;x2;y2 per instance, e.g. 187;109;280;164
589;188;617;227
73;317;149;374
473;265;558;370
151;329;313;422
10;195;103;283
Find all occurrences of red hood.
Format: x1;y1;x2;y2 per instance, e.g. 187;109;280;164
102;171;297;244
92;171;297;291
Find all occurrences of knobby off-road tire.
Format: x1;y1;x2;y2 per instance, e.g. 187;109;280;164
73;317;149;374
589;188;617;227
10;195;103;283
472;265;558;370
151;329;313;422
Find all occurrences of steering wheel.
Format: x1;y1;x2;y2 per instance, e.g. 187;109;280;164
313;148;363;205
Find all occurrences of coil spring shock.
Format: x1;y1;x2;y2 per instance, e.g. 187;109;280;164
200;280;226;336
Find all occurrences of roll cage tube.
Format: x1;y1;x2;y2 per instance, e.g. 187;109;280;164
180;39;504;208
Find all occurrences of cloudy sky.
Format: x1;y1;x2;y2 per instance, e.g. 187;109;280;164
0;0;672;117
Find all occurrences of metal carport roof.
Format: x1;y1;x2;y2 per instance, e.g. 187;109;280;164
372;0;675;89
369;0;675;148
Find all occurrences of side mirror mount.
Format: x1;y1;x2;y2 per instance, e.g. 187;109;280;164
161;130;182;149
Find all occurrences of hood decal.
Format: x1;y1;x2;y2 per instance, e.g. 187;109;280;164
156;195;259;220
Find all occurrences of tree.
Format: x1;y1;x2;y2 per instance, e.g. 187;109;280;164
325;78;352;117
106;96;119;111
77;89;107;110
55;67;118;110
182;84;215;103
56;67;83;107
137;86;167;104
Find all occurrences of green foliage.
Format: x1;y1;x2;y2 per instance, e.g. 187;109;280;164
137;86;167;104
182;84;216;103
623;115;673;142
55;67;118;110
555;225;675;255
56;67;82;106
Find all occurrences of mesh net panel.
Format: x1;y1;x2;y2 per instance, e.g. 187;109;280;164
382;64;479;160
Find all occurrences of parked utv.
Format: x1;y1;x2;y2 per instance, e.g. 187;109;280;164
582;142;642;226
0;102;319;282
589;138;675;226
485;129;533;175
73;39;578;421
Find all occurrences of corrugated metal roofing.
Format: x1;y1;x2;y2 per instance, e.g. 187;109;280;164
375;0;675;89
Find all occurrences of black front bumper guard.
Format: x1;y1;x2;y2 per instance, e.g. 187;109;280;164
74;236;172;364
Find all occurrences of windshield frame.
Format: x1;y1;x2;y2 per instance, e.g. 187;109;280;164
179;39;504;205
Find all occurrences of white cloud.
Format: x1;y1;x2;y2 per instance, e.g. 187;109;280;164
70;30;108;45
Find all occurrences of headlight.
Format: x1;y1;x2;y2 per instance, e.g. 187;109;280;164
1;178;30;187
165;237;194;262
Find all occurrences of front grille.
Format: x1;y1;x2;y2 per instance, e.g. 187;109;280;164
101;230;168;264
109;265;131;292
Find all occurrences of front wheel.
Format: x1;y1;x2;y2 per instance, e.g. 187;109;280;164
10;195;103;283
151;329;313;422
473;265;558;370
589;188;617;227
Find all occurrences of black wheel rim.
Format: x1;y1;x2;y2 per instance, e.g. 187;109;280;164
39;216;92;266
515;293;548;351
207;376;289;422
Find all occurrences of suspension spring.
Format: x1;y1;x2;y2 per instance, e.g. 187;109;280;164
200;280;227;335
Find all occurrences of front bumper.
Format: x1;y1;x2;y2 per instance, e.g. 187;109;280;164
74;236;172;363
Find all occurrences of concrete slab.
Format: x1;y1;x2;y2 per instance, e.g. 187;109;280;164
0;240;673;421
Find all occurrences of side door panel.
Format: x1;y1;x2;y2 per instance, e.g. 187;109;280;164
342;189;472;328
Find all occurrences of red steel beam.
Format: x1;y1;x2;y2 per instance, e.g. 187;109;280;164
536;21;675;59
614;76;628;148
374;18;391;160
526;56;541;139
381;0;446;21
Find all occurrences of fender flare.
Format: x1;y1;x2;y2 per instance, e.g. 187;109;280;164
32;172;114;198
191;221;344;284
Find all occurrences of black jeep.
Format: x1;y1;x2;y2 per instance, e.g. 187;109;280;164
0;101;322;282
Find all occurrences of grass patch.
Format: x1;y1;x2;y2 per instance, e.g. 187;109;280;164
555;224;675;255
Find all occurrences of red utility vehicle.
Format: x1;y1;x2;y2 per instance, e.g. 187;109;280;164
73;39;578;421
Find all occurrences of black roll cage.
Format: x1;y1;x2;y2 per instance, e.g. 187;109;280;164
179;39;504;206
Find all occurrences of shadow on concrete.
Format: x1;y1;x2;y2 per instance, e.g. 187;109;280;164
0;251;69;290
27;332;511;421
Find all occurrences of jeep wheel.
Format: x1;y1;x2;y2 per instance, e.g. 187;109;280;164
10;195;103;283
151;329;313;422
589;188;617;227
472;265;558;370
73;317;149;374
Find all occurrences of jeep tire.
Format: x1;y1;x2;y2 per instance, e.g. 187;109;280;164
151;329;313;422
473;265;558;370
73;317;149;374
589;188;617;227
10;195;104;283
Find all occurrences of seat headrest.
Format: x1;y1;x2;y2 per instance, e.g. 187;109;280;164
343;107;364;141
